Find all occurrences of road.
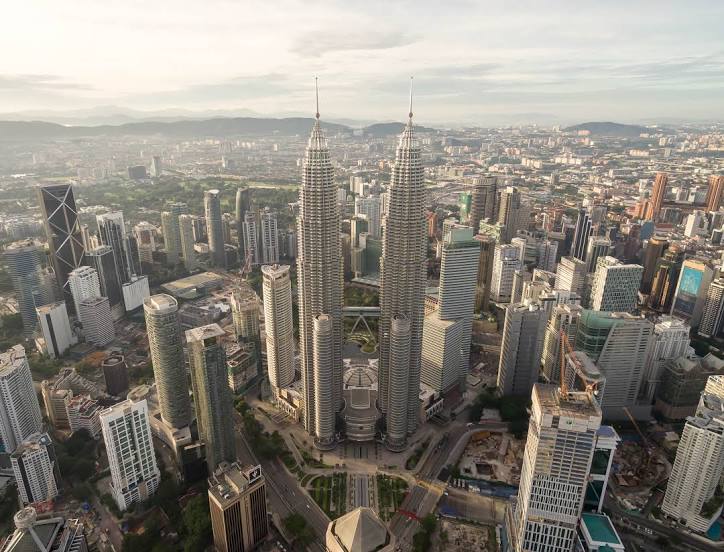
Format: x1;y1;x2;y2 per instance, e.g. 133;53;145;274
233;410;329;551
605;499;720;552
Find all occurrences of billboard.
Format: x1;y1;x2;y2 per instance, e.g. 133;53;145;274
673;265;704;316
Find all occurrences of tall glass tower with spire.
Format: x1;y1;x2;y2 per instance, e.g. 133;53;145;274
296;81;343;450
378;81;427;450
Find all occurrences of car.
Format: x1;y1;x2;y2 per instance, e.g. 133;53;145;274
466;422;474;427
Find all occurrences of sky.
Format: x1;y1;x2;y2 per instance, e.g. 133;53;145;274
1;0;723;125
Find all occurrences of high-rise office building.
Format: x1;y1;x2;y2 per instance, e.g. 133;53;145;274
699;278;724;338
150;155;162;177
590;256;643;312
11;432;60;505
208;462;268;552
262;265;294;395
67;265;101;323
641;237;668;294
179;214;199;271
100;399;160;510
187;324;236;472
4;239;54;334
421;227;479;393
378;102;427;450
143;294;191;429
506;384;601;552
575;311;654;417
705;175;724;212
355;196;382;239
490;244;523;303
242;211;260;266
260;208;279;265
642;317;692;402
36;301;74;359
133;221;157;267
296;106;343;450
662;385;724;533
205;189;226;268
536;239;558;273
541;303;583;383
3;507;88;552
474;234;496;312
102;353;129;397
235;187;252;262
497;186;529;243
160;202;188;266
78;296;115;346
85;245;123;311
648;245;685;311
647;172;668;220
570;208;592;262
671;258;716;326
470;175;497;233
96;211;134;284
0;345;43;454
497;301;548;397
585;236;611;273
37;184;85;311
554;256;587;297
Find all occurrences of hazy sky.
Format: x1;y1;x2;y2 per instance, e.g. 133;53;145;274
1;0;723;124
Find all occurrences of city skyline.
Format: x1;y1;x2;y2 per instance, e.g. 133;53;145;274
2;2;724;124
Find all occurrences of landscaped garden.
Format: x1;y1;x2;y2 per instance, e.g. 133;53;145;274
309;473;348;519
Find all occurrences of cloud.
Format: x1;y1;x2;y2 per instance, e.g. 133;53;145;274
292;30;417;57
0;74;92;92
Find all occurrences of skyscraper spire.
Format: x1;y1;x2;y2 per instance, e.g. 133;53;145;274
315;76;320;120
408;76;414;120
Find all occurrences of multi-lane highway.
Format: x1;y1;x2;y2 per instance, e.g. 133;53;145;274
233;410;329;551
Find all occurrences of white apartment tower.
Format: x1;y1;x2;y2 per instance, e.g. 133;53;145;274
36;301;74;359
67;266;101;318
507;385;602;552
378;97;427;450
699;278;724;338
642;317;692;401
262;265;295;394
243;212;260;266
11;432;60;505
555;256;588;297
497;301;548;398
663;385;724;532
100;399;160;511
260;208;279;265
296;100;344;450
354;196;382;239
590;256;643;312
490;244;523;303
0;345;43;454
78;296;115;346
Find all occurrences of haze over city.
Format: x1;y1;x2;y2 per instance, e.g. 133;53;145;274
1;1;723;124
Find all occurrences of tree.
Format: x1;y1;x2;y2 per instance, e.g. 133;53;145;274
182;494;212;552
283;513;315;548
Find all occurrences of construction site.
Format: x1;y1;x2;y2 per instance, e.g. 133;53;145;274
439;519;498;552
457;431;525;486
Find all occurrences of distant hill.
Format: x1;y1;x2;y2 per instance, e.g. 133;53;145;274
364;121;434;137
563;121;652;137
0;117;351;142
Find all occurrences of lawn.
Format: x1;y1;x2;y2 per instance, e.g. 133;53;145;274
376;474;408;521
309;473;348;518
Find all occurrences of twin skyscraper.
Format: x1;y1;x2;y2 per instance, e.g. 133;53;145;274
298;83;426;450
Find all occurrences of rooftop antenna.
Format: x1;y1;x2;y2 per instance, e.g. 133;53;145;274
315;76;320;120
408;76;414;120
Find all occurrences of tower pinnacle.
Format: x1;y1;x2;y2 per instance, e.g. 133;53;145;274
315;76;320;120
408;76;414;120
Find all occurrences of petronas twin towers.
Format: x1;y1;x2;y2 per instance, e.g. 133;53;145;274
297;83;426;451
